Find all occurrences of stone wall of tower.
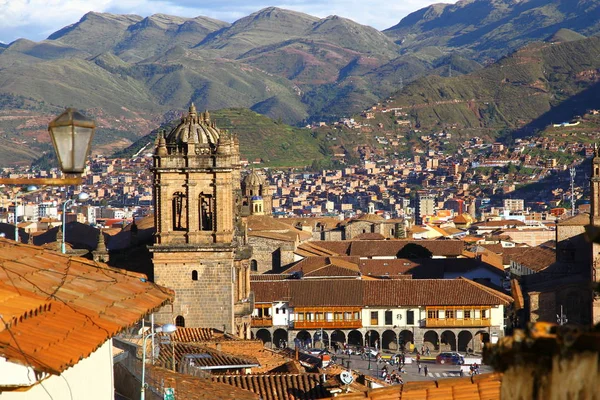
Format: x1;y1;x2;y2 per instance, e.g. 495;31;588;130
152;250;234;331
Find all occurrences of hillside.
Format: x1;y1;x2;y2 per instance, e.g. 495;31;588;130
1;3;600;167
384;0;600;61
383;36;600;137
112;108;329;167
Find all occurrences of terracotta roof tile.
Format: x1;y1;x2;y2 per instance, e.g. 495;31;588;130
145;364;259;399
214;373;329;400
172;327;214;342
253;279;512;307
0;239;173;375
325;373;502;399
507;247;555;272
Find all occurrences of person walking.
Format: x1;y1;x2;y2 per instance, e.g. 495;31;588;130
424;365;429;377
417;361;421;374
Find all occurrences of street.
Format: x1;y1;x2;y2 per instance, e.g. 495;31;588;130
329;353;491;382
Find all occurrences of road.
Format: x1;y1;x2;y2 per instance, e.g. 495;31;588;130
329;353;491;382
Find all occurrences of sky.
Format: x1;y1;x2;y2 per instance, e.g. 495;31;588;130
0;0;459;44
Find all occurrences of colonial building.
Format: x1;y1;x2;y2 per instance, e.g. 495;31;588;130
149;105;253;337
251;278;511;353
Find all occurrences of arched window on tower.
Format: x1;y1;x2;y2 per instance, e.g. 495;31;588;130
199;193;214;231
175;315;185;327
172;191;187;230
192;270;198;281
250;260;258;272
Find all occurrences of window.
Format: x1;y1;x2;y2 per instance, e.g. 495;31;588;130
199;193;214;231
385;310;393;325
250;260;258;272
334;312;343;321
482;309;488;319
370;311;379;325
353;311;360;320
191;270;198;281
344;312;352;320
326;312;333;321
407;310;414;325
427;310;438;319
297;313;305;321
172;192;186;230
445;310;454;319
464;310;471;319
175;315;185;327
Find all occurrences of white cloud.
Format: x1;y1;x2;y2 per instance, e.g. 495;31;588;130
0;0;459;43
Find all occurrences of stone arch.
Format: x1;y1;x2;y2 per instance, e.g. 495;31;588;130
314;331;329;349
382;330;397;351
423;330;438;351
399;330;414;351
441;330;457;351
191;270;198;281
256;329;272;345
365;330;380;349
475;330;490;352
331;330;346;348
295;330;311;348
175;315;185;327
250;259;258;272
273;328;288;349
348;330;363;347
458;331;473;353
172;191;186;230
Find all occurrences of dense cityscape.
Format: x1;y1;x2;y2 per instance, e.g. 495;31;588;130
1;1;600;400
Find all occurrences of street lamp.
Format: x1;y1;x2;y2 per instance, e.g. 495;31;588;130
62;192;89;254
11;185;37;243
48;108;96;174
141;323;177;400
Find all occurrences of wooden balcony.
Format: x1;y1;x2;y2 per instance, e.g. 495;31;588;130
293;320;362;329
425;318;491;328
251;317;273;327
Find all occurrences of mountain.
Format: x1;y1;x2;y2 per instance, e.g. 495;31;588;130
385;35;600;136
384;0;600;61
1;3;600;167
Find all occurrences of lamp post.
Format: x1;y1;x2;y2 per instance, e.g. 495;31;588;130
0;108;95;187
141;323;177;400
11;185;37;243
62;192;90;254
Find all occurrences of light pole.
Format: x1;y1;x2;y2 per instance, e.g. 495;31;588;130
557;305;568;326
11;185;37;243
141;323;177;400
62;192;90;254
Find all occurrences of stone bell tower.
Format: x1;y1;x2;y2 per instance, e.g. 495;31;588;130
150;105;253;337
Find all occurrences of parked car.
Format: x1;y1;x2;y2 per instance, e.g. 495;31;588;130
436;352;465;365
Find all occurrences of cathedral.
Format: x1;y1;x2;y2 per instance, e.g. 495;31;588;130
149;105;253;338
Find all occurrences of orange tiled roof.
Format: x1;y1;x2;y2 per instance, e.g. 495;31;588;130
213;373;330;400
325;372;502;399
253;278;512;307
171;327;214;342
146;364;259;400
0;239;173;375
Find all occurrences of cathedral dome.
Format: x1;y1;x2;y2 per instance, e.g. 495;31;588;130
244;170;265;187
166;104;220;149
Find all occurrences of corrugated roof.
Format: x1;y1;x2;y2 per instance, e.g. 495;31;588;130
0;239;173;375
157;343;259;370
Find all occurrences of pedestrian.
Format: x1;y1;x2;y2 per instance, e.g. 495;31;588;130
424;365;429;377
401;353;405;366
416;352;421;363
417;362;421;374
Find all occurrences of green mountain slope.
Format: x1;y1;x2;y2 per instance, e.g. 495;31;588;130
384;0;600;61
386;36;600;134
113;108;327;167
